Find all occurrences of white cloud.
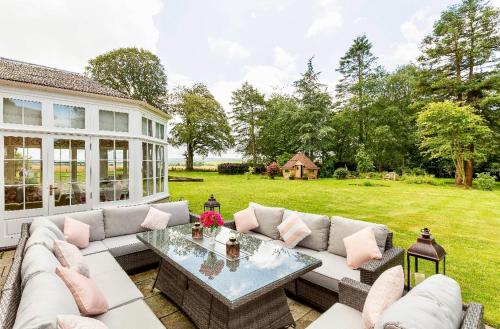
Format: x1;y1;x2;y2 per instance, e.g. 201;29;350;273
169;72;194;88
353;16;367;25
273;47;297;72
0;0;162;73
306;0;343;38
207;37;251;59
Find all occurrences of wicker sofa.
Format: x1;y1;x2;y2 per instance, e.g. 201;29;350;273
225;204;405;311
0;201;197;329
306;278;485;329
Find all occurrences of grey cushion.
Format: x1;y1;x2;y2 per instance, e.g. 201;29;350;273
13;272;79;329
102;234;148;257
283;210;330;251
37;210;105;241
85;251;124;277
328;216;388;257
80;241;108;256
152;200;190;226
292;244;360;292
92;269;143;309
24;227;58;253
29;217;65;240
375;274;463;329
104;205;149;238
306;303;363;329
249;202;284;239
95;300;164;329
21;244;61;289
244;231;273;242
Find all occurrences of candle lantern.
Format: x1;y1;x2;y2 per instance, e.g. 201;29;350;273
226;234;240;259
406;227;446;289
204;194;221;213
192;222;203;239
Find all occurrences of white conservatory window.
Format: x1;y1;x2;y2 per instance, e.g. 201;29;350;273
99;110;129;132
3;98;42;125
155;145;165;193
155;122;165;139
142;142;154;196
142;117;153;136
54;104;85;129
99;139;129;202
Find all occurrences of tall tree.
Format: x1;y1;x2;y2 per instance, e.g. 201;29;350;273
168;84;233;170
293;58;333;160
417;101;491;187
86;47;168;111
230;82;265;164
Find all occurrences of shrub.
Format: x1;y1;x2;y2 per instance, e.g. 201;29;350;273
319;157;336;178
401;174;445;186
217;163;248;174
245;166;255;179
404;167;427;176
474;172;496;191
355;146;374;174
333;167;349;179
266;162;281;179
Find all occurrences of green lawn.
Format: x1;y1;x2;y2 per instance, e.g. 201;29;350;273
168;171;500;327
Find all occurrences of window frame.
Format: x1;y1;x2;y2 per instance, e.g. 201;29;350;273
99;109;129;132
2;98;42;126
53;103;85;129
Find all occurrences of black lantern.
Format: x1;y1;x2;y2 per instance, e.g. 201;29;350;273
406;228;446;289
204;194;221;213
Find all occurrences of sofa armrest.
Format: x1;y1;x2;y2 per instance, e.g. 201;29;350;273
461;303;485;329
359;247;405;286
338;278;371;312
223;221;236;230
189;213;200;223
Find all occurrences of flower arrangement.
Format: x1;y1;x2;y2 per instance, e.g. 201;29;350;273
199;210;224;231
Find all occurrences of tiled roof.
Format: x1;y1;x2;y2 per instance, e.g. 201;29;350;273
282;152;319;170
0;57;128;99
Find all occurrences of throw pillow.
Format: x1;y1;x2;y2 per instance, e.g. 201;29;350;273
141;207;171;230
57;315;109;329
277;213;312;248
343;227;382;269
53;240;90;277
64;216;90;249
234;207;259;233
362;265;404;329
30;217;65;240
55;267;108;316
249;202;284;239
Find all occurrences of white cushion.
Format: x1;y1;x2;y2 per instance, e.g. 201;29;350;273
249;202;284;239
103;205;149;238
24;226;58;253
141;207;171;230
29;217;65;240
244;231;273;242
277;213;311;248
102;234;148;257
283;210;330;251
85;251;123;277
92;269;143;310
95;300;164;329
151;200;190;227
21;244;60;289
57;315;109;329
234;207;259;233
306;303;363;329
53;239;90;277
80;241;108;256
36;210;105;241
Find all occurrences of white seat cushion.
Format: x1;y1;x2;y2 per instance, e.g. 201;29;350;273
102;234;148;257
294;246;360;292
92;268;143;309
80;241;108;256
244;231;273;242
306;303;363;329
95;300;164;329
85;251;123;277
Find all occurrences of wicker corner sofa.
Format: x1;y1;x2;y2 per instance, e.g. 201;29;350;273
224;206;405;311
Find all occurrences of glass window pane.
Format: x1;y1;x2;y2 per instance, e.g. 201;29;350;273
25;185;42;209
100;181;115;202
142;117;148;135
71;182;85;205
5;185;23;211
115;112;128;132
99;140;114;160
148;120;153;136
4;136;23;159
25;138;42;160
26;161;42;184
23;100;42;126
115;140;128;161
4;160;24;185
71;107;85;129
99;110;114;131
54;104;70;128
155;123;164;139
3;99;23;124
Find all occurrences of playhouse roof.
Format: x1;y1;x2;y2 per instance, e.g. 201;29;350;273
282;152;319;170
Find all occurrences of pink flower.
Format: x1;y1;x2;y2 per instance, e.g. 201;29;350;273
199;210;224;229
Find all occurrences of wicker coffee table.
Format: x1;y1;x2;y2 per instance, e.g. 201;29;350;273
137;224;321;329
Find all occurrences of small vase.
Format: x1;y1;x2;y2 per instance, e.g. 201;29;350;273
209;228;217;246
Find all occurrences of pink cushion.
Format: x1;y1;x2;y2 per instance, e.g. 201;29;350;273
141;207;171;230
343;227;382;269
56;266;108;316
234;207;259;233
53;240;90;277
57;314;109;329
277;213;312;248
64;216;90;249
362;265;404;328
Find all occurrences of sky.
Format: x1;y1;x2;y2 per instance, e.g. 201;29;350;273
1;0;489;159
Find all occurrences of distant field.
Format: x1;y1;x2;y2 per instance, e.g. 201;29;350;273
168;171;500;327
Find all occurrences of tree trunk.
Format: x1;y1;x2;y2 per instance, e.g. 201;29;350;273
455;172;463;185
185;144;194;171
464;144;474;188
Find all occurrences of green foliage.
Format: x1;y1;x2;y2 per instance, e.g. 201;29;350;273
245;166;255;180
401;174;445;186
266;162;281;179
277;152;293;167
474;172;496;190
355;146;374;174
168;84;233;170
86;48;167;111
217;163;248;175
319;157;336;178
417;101;491;184
333;167;349;179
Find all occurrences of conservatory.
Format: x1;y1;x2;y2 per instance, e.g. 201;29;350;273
0;58;170;247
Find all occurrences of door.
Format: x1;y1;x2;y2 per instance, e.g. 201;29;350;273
48;136;91;214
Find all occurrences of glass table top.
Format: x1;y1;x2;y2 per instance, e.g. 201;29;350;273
137;224;321;305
